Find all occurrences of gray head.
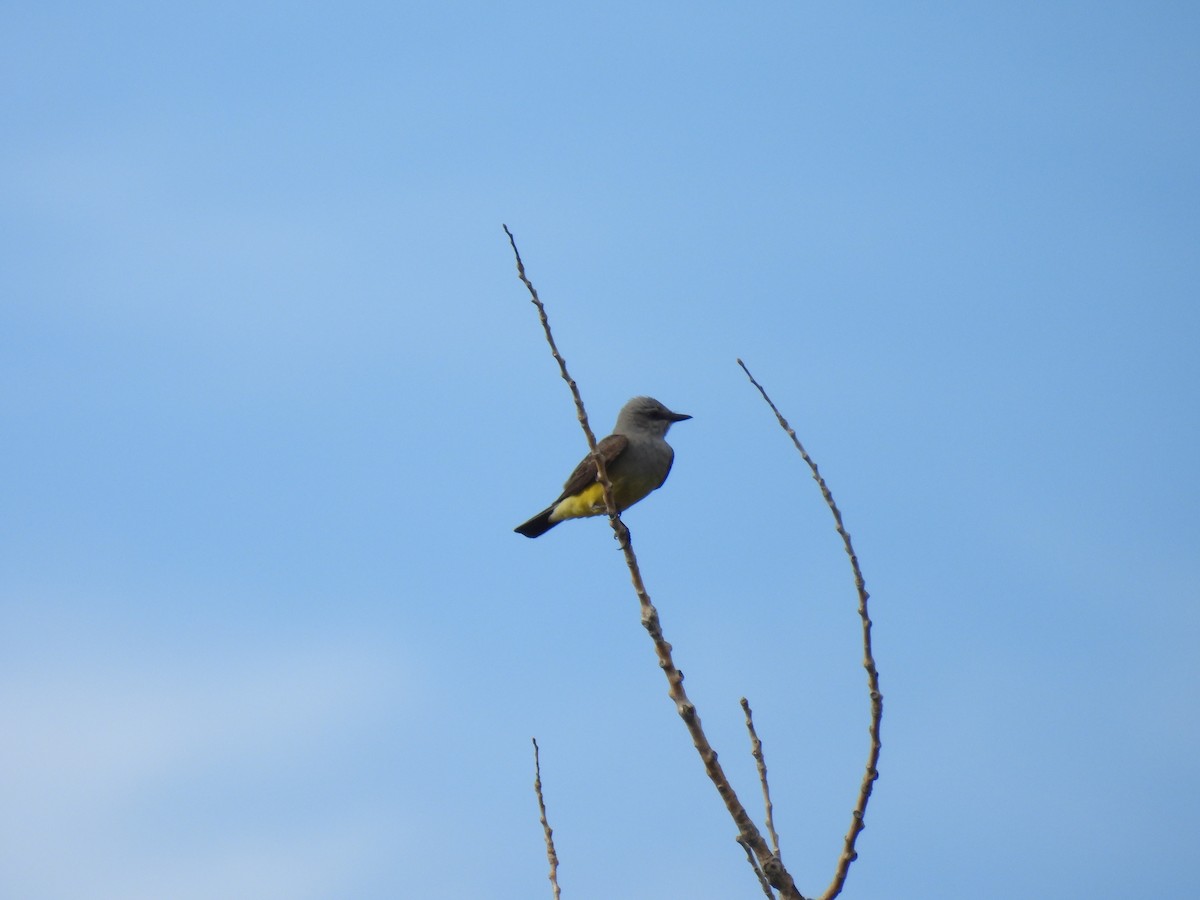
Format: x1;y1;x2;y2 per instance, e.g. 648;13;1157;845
613;396;692;438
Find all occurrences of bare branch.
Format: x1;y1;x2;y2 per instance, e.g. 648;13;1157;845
737;359;883;900
505;228;805;900
623;553;803;900
532;738;562;900
741;697;781;856
502;224;605;458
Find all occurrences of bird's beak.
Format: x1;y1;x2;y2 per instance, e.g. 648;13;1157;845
668;411;692;422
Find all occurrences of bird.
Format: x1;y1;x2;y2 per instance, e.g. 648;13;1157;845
514;396;691;538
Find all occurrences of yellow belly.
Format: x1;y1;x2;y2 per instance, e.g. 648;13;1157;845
549;476;658;523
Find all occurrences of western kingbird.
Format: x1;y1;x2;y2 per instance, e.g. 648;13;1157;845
515;396;691;538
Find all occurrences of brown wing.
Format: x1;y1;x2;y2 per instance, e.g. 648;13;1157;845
555;434;629;501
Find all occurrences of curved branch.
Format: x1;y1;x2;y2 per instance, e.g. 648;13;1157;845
737;359;883;900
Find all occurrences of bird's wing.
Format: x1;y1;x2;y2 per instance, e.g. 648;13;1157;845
657;446;675;489
555;434;629;501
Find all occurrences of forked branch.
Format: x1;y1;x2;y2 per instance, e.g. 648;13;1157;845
507;231;883;899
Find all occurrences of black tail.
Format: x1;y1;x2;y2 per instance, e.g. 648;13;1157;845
515;506;557;538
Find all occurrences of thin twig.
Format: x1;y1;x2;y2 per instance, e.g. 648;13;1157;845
741;697;781;855
505;228;805;900
502;225;605;460
532;738;562;900
737;359;883;900
738;835;778;899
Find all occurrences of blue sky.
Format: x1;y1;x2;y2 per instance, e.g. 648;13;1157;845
2;3;1198;898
